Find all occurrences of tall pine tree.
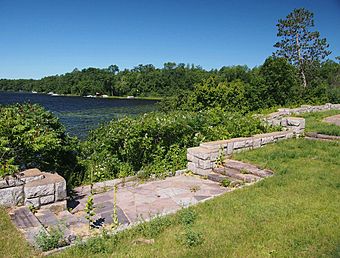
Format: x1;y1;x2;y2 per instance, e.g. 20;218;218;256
274;8;331;89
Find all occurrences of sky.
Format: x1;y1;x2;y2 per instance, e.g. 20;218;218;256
0;0;339;79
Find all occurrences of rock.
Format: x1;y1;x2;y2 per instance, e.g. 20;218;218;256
40;194;55;205
24;181;55;198
0;176;24;189
55;180;67;201
25;197;40;208
19;168;44;183
0;185;24;206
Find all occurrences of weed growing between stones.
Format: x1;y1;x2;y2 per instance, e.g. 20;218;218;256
84;195;95;229
220;178;231;187
215;146;225;168
35;225;66;251
111;185;119;229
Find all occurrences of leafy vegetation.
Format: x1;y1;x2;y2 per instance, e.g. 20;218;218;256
80;108;276;183
0;103;81;183
301;109;340;136
35;226;67;251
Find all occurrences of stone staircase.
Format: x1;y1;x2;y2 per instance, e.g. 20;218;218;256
207;159;273;185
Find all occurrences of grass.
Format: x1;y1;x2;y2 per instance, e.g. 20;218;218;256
51;139;339;258
300;110;340;136
0;208;37;258
1;139;340;257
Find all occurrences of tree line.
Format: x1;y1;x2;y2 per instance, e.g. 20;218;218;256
0;8;339;110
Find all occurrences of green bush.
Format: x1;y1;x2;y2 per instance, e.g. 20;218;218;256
80;108;277;183
35;226;66;251
0;103;82;185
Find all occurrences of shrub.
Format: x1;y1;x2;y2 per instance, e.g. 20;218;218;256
80;108;277;183
0;103;82;185
35;226;66;251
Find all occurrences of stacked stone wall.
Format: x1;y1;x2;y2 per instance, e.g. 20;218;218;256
187;103;340;176
0;168;66;208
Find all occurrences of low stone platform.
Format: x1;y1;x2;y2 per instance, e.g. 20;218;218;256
323;114;340;126
10;174;232;245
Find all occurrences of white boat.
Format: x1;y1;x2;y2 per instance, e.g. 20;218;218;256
32;91;37;94
51;93;59;96
127;95;135;99
102;95;109;98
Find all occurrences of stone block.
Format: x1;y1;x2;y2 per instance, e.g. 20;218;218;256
226;141;234;155
18;168;44;183
187;162;196;172
55;178;67;201
24;182;55;198
261;136;274;145
40;194;55;205
210;151;219;161
25;197;40;208
187;147;211;160
0;186;24;206
0;177;24;189
233;139;246;149
197;159;213;169
253;138;261;148
42;200;67;213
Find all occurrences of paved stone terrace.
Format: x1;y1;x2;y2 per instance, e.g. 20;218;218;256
323;114;340;126
10;174;230;244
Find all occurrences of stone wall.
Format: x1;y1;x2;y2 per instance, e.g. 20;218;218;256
0;168;66;208
187;103;340;176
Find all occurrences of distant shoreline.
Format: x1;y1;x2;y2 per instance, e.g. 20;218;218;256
0;90;163;101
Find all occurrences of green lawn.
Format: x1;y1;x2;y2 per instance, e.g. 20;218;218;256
301;110;340;136
52;139;340;258
1;139;340;257
0;208;37;258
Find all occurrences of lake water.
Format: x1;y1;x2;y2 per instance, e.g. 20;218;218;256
0;92;157;139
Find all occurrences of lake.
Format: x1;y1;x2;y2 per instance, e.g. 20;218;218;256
0;91;157;139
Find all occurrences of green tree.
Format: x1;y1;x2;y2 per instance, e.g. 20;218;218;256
273;8;331;89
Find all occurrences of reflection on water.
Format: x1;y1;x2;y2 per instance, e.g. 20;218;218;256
0;92;157;139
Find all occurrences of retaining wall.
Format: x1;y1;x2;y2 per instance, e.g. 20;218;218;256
0;168;67;209
187;103;340;176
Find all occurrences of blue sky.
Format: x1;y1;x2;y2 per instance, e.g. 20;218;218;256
1;0;339;79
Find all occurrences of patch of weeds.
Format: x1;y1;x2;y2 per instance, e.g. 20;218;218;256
190;185;200;192
28;205;37;214
185;171;194;176
135;215;172;239
178;207;197;226
220;178;231;187
35;226;66;251
178;228;204;247
78;234;118;254
215;146;225;168
240;168;249;174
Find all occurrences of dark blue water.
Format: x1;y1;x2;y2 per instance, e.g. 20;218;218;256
0;92;157;139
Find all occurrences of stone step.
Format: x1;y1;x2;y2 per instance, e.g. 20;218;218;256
9;206;46;245
213;167;261;183
223;159;273;178
208;172;244;188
